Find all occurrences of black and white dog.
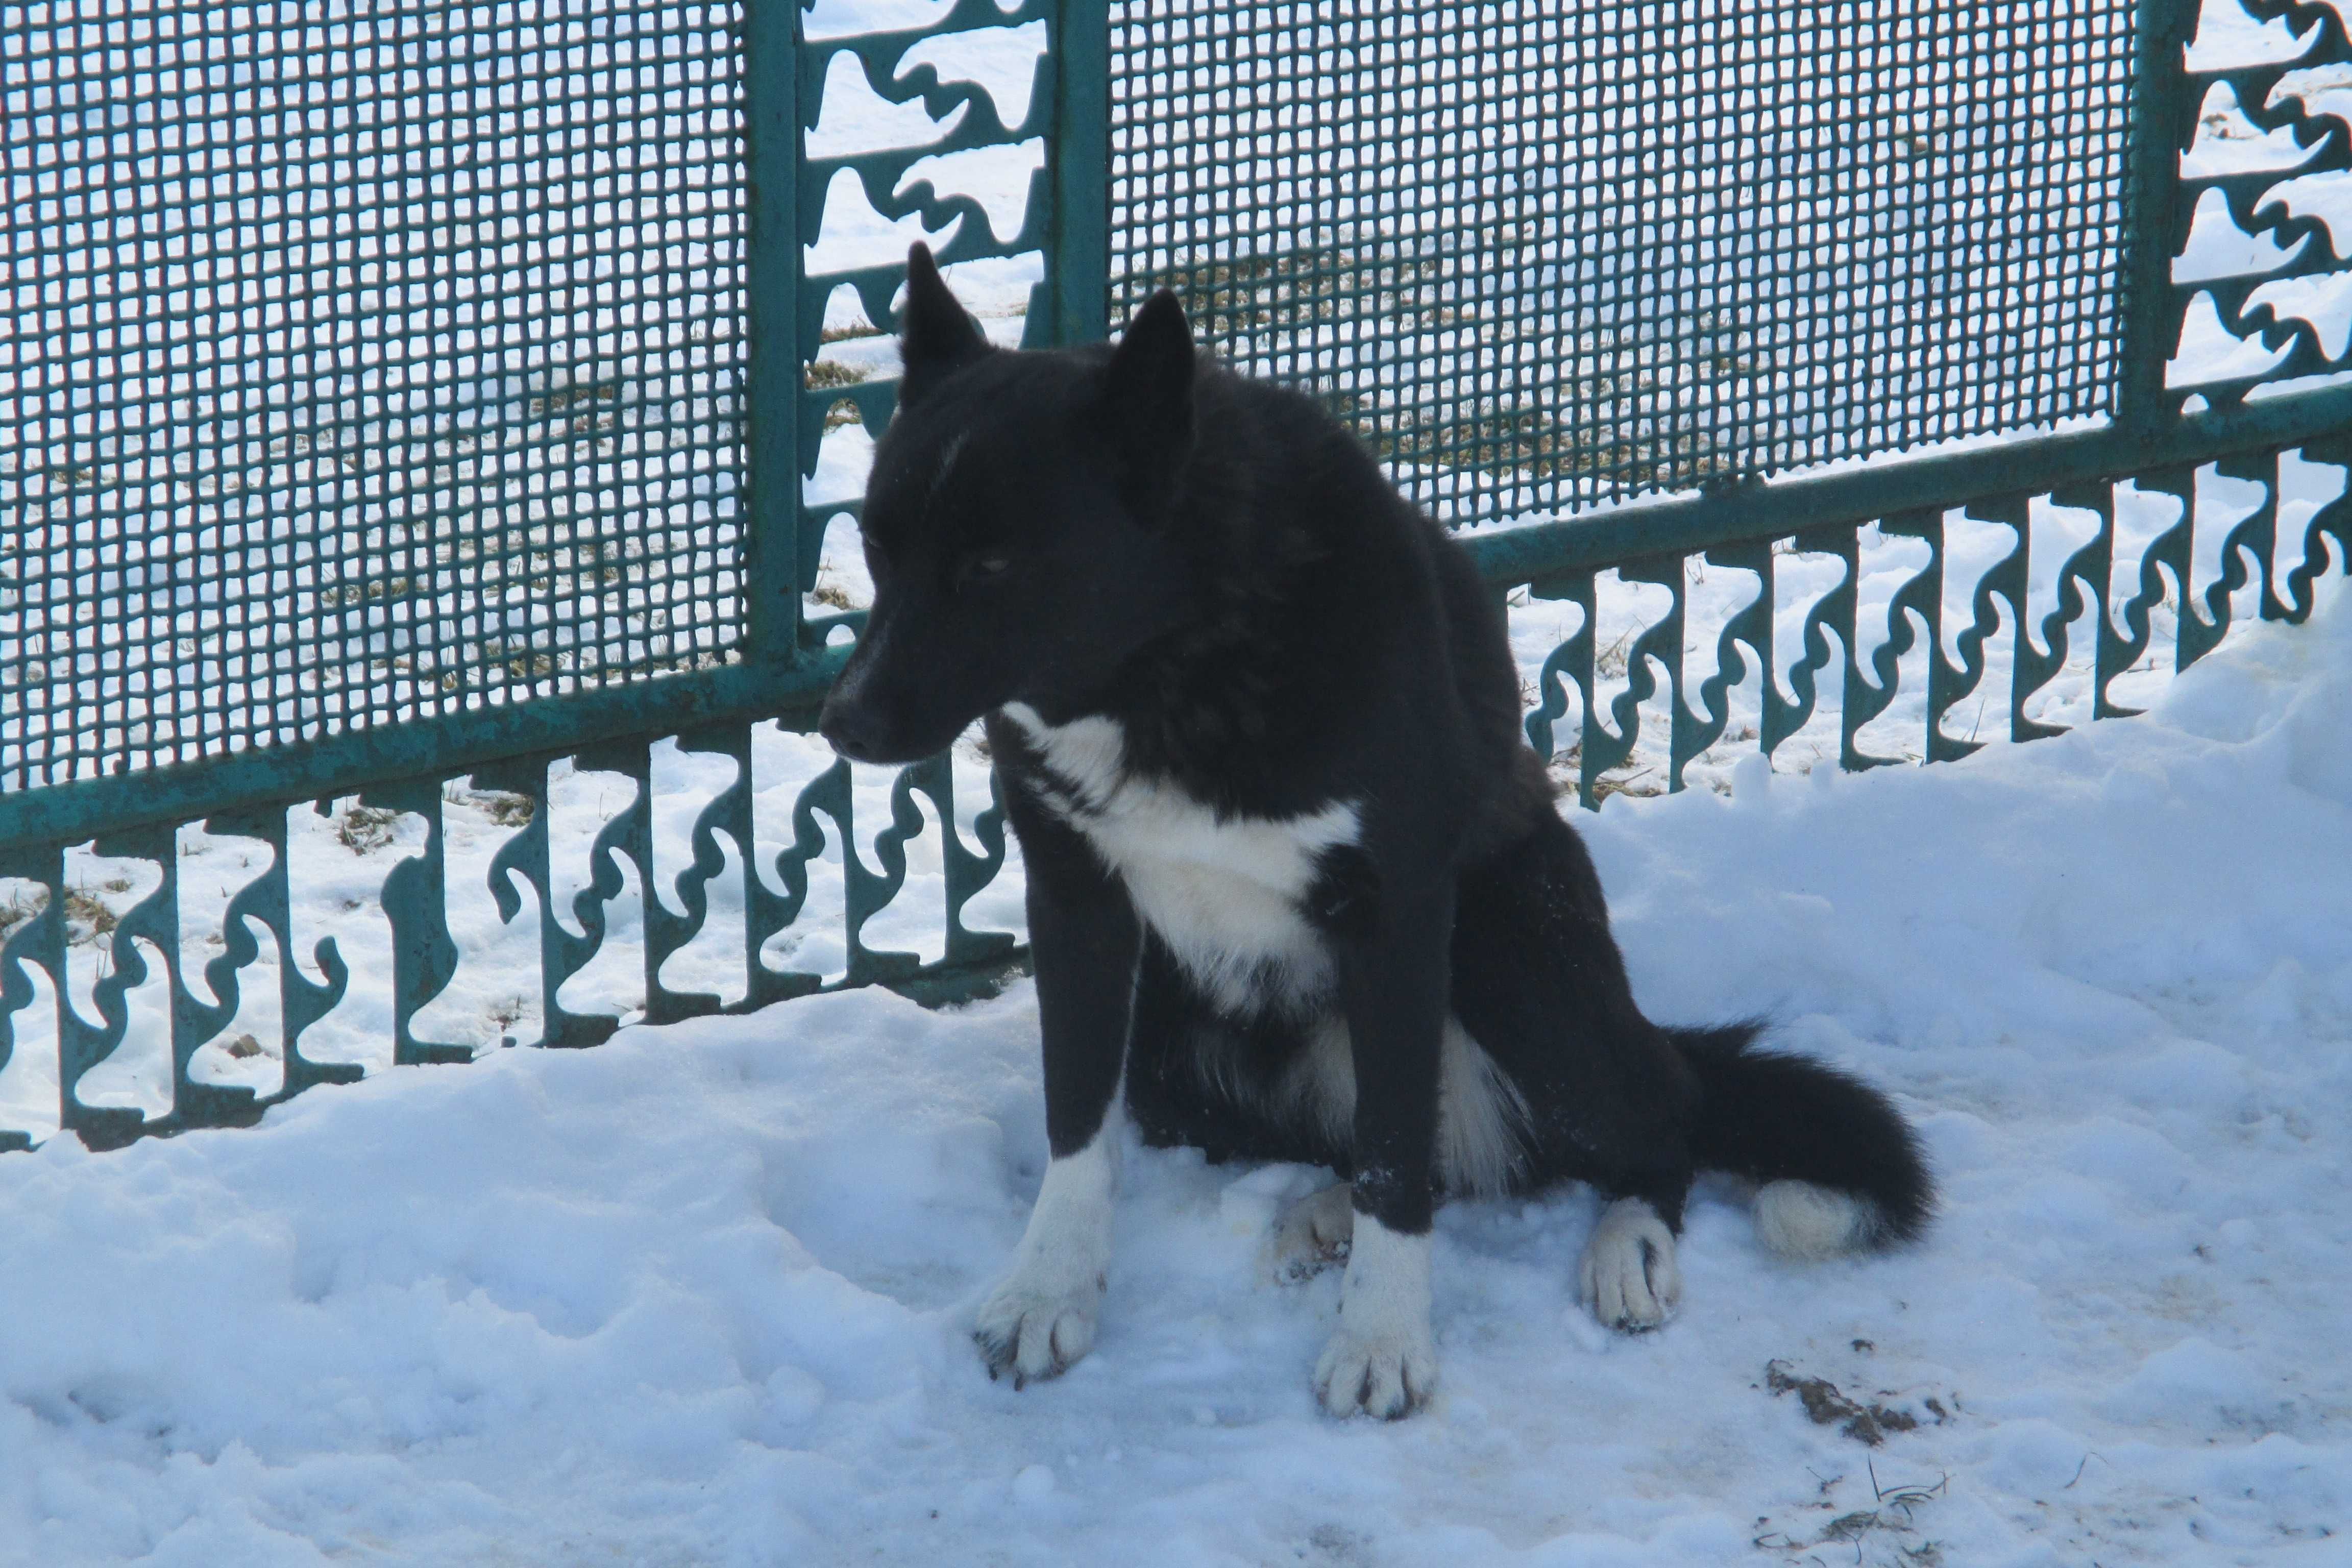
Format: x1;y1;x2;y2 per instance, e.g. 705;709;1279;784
819;245;1931;1419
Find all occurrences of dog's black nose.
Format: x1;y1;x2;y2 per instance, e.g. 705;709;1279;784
818;696;883;764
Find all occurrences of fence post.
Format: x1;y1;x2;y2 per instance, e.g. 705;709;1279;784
1031;0;1112;348
742;0;805;671
2117;0;2200;438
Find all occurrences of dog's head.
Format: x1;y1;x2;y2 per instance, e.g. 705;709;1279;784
818;244;1201;764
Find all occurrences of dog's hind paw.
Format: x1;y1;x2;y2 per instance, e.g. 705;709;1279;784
1270;1183;1354;1284
974;1277;1102;1389
1578;1196;1681;1331
1314;1324;1437;1420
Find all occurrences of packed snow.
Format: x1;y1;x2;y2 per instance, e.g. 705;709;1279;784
2;576;2345;1566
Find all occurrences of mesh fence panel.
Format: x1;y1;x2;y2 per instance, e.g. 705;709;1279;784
1108;0;2135;526
1;1;745;791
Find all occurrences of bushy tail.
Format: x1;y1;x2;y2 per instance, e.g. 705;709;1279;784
1671;1023;1934;1257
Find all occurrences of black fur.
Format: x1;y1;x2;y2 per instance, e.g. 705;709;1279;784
823;246;1933;1319
1678;1028;1935;1243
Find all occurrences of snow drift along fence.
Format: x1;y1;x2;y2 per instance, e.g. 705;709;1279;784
1;0;2348;1147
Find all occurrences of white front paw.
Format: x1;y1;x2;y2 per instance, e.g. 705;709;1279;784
974;1272;1103;1389
1315;1211;1438;1418
1314;1321;1438;1419
1578;1197;1681;1331
977;1113;1119;1389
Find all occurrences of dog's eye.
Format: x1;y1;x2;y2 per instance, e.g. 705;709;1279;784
962;552;1013;582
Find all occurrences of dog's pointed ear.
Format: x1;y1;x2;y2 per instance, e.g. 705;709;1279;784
896;243;990;409
1100;289;1196;509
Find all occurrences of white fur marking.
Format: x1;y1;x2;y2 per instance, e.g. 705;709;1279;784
1271;1015;1356;1145
1754;1180;1876;1259
1002;704;1360;1015
1437;1019;1530;1197
975;1104;1122;1386
1193;1013;1525;1197
1578;1196;1681;1330
1316;1213;1438;1418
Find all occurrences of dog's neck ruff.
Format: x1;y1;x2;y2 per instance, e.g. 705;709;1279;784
1001;702;1359;1016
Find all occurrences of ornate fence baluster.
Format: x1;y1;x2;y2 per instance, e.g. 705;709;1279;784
472;757;570;1049
898;752;1019;1002
1866;511;1962;762
2211;449;2292;630
741;733;826;1011
2173;471;2237;673
2284;432;2352;620
1677;540;1772;779
658;722;755;1023
68;826;176;1147
641;728;746;1025
845;763;937;987
2105;466;2197;710
169;825;277;1130
0;843;64;1150
2009;490;2109;744
1574;557;1684;800
768;758;852;995
1764;525;1857;762
1845;514;1936;770
1959;497;2041;747
2018;480;2118;737
205;805;358;1098
943;758;1016;968
544;745;655;1049
1524;570;1596;803
1928;500;2020;758
360;779;471;1067
0;860;43;1147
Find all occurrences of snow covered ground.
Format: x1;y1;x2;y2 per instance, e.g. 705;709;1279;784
2;575;2345;1566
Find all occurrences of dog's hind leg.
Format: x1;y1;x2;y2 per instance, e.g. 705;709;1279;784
1270;1182;1354;1283
1578;1163;1696;1331
1577;1189;1686;1330
1451;810;1702;1331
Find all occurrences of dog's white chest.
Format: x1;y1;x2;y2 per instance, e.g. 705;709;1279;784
1002;704;1358;1012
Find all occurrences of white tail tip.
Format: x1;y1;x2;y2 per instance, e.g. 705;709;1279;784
1754;1180;1878;1259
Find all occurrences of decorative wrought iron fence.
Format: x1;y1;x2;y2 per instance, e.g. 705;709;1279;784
1;0;2346;1148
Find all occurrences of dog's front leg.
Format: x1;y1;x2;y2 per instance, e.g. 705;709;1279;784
1316;883;1450;1419
974;820;1139;1388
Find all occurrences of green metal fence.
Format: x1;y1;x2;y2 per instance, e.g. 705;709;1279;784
1110;1;2141;523
2;0;2347;1147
